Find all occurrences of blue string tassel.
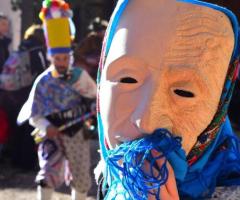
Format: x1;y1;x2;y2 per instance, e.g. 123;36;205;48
106;129;182;200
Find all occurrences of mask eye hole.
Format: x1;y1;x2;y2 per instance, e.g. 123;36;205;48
174;89;195;98
120;77;138;84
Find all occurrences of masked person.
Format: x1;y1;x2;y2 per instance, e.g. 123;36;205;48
17;1;96;200
96;0;240;199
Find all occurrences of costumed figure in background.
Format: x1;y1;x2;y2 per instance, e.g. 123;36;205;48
17;0;97;200
0;24;48;170
19;24;48;79
74;17;108;81
96;0;240;199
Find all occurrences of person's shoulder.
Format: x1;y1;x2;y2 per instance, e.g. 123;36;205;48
75;67;93;79
72;67;83;76
70;67;83;82
33;67;52;86
19;39;31;50
19;39;44;51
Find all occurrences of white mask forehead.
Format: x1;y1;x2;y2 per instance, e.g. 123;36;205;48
105;0;234;69
105;0;177;67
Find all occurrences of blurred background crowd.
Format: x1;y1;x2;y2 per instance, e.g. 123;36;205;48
0;1;117;199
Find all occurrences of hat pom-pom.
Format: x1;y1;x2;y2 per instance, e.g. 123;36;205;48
51;8;62;18
40;0;72;20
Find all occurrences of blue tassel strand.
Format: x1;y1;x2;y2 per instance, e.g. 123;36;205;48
106;129;182;200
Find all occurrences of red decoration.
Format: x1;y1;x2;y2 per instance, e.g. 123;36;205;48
62;3;69;10
41;7;48;15
0;108;9;144
188;155;197;166
51;1;60;8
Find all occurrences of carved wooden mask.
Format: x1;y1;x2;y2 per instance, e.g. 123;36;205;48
99;0;234;153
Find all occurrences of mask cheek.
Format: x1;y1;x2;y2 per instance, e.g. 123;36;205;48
172;99;218;153
112;96;141;146
99;82;124;146
100;81;143;147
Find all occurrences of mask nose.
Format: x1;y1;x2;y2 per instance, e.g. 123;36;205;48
131;84;173;134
